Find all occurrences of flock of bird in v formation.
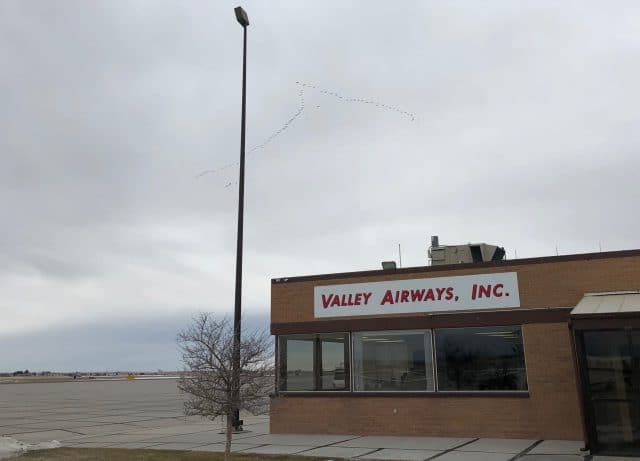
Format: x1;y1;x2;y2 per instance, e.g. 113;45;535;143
195;82;417;188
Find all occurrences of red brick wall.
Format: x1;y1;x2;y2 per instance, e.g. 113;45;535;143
272;254;640;324
270;253;640;440
271;323;583;440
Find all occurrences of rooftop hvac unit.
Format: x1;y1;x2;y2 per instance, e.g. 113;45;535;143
428;237;505;266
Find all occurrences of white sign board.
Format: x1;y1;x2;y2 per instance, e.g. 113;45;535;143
314;272;520;318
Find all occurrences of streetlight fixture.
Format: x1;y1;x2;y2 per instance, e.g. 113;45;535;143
231;5;249;432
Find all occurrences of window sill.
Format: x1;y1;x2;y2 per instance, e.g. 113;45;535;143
275;391;530;398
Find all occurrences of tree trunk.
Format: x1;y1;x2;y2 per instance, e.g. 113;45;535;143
224;411;233;461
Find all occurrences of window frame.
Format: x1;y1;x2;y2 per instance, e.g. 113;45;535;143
433;325;530;393
351;329;436;393
277;332;351;393
276;325;530;396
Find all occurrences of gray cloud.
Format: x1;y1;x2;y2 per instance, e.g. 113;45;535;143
1;1;639;367
0;312;269;372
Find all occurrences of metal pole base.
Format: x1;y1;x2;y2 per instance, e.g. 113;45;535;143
218;428;247;434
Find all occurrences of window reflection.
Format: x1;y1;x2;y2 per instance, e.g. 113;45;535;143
278;333;349;391
320;334;348;390
583;330;640;450
435;326;527;391
353;331;434;391
279;335;315;391
278;327;529;394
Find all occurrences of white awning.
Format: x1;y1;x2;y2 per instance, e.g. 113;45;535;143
571;291;640;316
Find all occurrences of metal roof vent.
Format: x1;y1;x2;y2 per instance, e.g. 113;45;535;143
381;261;397;270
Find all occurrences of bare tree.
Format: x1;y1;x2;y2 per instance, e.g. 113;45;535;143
177;313;273;460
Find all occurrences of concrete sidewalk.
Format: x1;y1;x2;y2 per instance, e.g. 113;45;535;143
0;380;633;460
4;414;628;460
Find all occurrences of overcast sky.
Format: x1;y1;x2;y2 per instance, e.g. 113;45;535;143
2;1;639;372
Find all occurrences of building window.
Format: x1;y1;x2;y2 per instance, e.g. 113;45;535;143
352;330;435;391
278;333;349;391
434;326;528;391
320;334;349;390
279;334;315;391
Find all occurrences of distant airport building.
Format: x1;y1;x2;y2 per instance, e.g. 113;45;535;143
270;239;640;457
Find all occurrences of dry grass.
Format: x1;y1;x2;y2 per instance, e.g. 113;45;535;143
7;448;330;461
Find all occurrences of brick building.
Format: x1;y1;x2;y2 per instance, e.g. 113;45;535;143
270;249;640;456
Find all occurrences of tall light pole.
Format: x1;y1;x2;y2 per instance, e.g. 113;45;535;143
232;5;249;432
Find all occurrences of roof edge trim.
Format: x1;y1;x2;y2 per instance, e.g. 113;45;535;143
272;249;640;284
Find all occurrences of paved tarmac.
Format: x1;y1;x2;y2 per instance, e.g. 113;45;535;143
0;379;633;460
